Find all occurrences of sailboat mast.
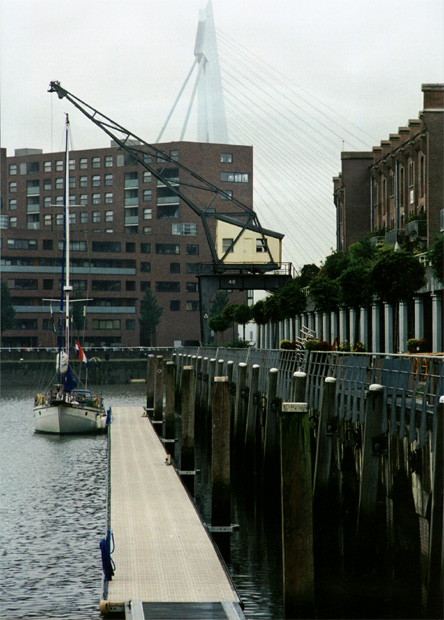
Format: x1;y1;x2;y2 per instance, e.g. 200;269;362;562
64;114;71;353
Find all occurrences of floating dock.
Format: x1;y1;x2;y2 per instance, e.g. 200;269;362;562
100;406;244;619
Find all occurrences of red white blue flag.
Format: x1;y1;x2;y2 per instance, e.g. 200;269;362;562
75;339;89;366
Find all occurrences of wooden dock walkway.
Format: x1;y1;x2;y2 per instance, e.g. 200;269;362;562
100;406;244;620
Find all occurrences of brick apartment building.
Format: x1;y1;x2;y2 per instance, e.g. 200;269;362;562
333;83;444;251
1;140;255;348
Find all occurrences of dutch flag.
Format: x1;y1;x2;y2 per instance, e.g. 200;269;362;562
75;339;89;366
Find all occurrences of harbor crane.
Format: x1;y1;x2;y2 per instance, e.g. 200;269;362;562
48;81;291;343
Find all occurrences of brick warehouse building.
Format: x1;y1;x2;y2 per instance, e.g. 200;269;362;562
0;141;255;348
333;83;444;252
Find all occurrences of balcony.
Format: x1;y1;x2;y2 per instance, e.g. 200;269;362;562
384;229;404;246
405;219;427;239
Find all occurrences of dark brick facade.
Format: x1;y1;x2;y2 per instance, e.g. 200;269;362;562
1;141;252;347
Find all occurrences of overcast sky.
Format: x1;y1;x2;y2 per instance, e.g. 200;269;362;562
1;0;443;265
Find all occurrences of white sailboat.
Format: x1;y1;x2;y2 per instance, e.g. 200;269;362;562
33;115;107;434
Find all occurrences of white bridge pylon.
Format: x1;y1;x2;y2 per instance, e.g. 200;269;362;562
156;0;229;144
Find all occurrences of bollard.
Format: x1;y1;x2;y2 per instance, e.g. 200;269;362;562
263;368;280;487
207;358;216;412
217;358;224;378
291;370;307;402
195;355;203;412
200;357;209;415
226;360;235;425
280;401;314;618
211;377;231;528
153;355;164;428
164;362;176;457
180;365;196;496
233;362;248;447
357;384;385;540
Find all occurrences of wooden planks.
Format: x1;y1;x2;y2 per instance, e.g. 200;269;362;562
104;406;240;609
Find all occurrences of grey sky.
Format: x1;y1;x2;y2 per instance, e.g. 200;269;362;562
1;0;443;266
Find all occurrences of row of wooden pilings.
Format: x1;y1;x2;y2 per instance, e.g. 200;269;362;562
144;353;443;620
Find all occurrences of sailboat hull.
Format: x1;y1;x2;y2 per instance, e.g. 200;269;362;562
33;401;107;434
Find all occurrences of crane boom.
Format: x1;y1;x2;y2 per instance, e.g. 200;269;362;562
48;80;279;273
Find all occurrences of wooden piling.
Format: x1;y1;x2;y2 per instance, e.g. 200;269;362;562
211;377;231;528
207;358;216;412
245;364;260;461
233;362;248;447
164;361;176;457
200;356;209;414
357;383;385;540
291;370;307;402
263;367;280;486
279;401;314;619
181;365;196;496
153;355;164;426
146;354;156;413
313;377;337;497
427;395;444;616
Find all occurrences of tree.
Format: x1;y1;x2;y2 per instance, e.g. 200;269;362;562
297;263;319;288
1;281;16;340
428;235;444;283
276;278;307;318
210;290;229;317
233;303;252;340
139;289;163;346
250;299;268;348
209;313;231;344
309;274;341;313
369;250;427;305
338;263;373;309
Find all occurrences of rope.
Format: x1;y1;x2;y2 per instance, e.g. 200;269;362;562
100;529;115;581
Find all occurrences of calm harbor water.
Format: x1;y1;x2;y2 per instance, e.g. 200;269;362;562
0;383;283;619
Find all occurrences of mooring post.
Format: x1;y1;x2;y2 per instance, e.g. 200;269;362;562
233;362;248;447
211;377;231;528
280;401;314;618
217;358;224;378
313;377;337;497
291;370;307;402
180;365;196;496
146;354;156;415
200;356;209;414
263;367;280;486
245;364;260;462
153;355;164;429
426;394;444;617
207;358;216;412
226;360;234;423
164;361;176;457
195;355;203;411
357;383;385;540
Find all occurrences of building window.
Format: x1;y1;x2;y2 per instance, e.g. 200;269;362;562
105;155;113;168
256;238;268;252
104;173;113;186
92;193;100;205
186;282;198;293
44;161;52;172
143;153;152;164
43;196;51;208
105;210;114;222
143;226;152;234
186;300;199;311
220;172;249;183
155;281;180;292
140;243;151;253
92;211;101;223
92;319;121;330
170;262;180;274
55;160;63;172
55;177;63;190
126;281;136;291
143;208;152;220
92;175;100;187
105;193;113;204
43;279;53;290
141;262;151;273
27;214;40;230
69;159;75;171
143;172;152;183
126;242;136;252
92;241;120;252
172;222;197;236
80;176;88;188
16;319;38;330
143;189;152;202
9;217;17;228
170;300;180;311
44;178;52;191
9;163;17;175
92;156;100;168
125;189;138;206
92;281;121;292
55;195;63;206
9;182;17;192
79;158;88;169
222;238;234;253
186;244;199;255
9;199;17;210
43;214;52;226
170;150;179;161
27;197;40;212
25;162;39;174
157;205;179;219
58;240;87;251
220;153;233;163
221;190;233;201
156;243;180;255
125;172;138;188
80;212;88;223
56;213;63;226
